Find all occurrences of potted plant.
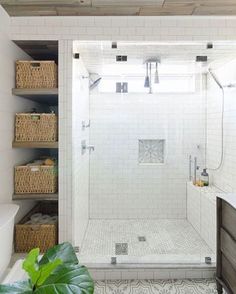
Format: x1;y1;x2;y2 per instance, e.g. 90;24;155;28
0;242;94;293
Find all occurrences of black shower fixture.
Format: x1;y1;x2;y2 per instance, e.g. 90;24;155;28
112;42;117;49
116;55;127;62
74;53;80;59
207;42;213;49
196;56;208;62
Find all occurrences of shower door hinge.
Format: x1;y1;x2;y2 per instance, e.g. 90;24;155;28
74;53;80;59
111;257;117;265
74;246;80;253
205;257;212;264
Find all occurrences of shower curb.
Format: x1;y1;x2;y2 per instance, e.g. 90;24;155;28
85;263;216;280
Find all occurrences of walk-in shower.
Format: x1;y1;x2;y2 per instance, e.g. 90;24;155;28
71;40;236;269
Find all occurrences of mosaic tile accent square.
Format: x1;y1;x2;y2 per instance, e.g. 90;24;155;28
139;139;165;164
115;243;128;255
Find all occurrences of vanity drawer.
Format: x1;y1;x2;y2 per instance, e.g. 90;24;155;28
222;201;236;240
221;228;236;271
222;254;236;294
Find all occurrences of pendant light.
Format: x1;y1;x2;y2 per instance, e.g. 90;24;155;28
144;62;150;88
154;62;159;84
149;62;152;94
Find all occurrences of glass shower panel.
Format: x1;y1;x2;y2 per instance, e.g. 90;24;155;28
83;86;204;265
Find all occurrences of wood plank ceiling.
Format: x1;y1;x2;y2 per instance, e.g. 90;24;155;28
1;0;236;16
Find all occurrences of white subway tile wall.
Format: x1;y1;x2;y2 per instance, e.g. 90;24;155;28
89;268;215;280
8;16;236;42
89;92;205;219
71;49;90;248
187;182;217;254
58;39;73;242
207;61;236;193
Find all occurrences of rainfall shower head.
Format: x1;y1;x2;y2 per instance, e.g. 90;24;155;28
154;62;159;84
144;62;150;88
144;57;161;92
89;73;102;90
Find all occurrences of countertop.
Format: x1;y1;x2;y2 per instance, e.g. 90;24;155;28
217;193;236;209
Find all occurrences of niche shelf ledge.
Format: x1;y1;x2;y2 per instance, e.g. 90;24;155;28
12;88;58;105
12;141;58;149
13;193;58;201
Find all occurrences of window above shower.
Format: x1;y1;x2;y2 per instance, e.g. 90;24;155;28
98;74;195;93
76;40;232;95
97;61;196;93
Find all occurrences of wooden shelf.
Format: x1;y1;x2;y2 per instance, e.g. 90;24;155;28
13;193;58;201
12;141;58;149
12;88;58;105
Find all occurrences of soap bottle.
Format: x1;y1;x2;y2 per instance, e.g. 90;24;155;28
201;168;209;186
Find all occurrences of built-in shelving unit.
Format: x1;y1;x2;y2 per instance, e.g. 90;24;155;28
12;141;58;149
12;88;58;105
13;193;58;201
12;40;59;204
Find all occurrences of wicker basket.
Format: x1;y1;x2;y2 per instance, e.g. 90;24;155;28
15;164;58;194
15;202;58;253
16;60;58;89
15;113;57;142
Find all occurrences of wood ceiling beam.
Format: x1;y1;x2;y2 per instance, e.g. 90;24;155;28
2;0;236;16
91;0;164;7
194;4;236;15
2;5;58;16
56;6;140;16
140;3;195;15
0;0;86;4
165;0;236;4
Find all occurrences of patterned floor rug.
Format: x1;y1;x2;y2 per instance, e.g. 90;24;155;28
95;279;218;294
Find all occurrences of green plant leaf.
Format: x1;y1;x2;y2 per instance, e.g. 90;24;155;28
36;259;62;286
0;280;33;294
22;248;62;288
39;242;78;266
22;248;40;286
34;264;94;294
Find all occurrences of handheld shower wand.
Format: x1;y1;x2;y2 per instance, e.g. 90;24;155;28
207;68;225;171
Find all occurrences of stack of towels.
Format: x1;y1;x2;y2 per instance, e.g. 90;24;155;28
25;213;58;225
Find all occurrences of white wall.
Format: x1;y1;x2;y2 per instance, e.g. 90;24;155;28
207;60;236;193
72;45;90;247
0;6;38;222
89;86;205;219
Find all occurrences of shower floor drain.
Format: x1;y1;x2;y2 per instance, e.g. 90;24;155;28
138;236;146;242
115;243;128;255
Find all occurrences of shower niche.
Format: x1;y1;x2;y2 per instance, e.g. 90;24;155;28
138;139;165;164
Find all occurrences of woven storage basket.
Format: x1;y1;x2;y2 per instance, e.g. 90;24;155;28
15;202;58;253
15;164;58;194
15;113;57;142
16;60;58;89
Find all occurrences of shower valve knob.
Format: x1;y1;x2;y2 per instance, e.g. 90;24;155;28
87;145;95;152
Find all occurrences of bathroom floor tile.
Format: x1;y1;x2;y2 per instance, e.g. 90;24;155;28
94;279;218;294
